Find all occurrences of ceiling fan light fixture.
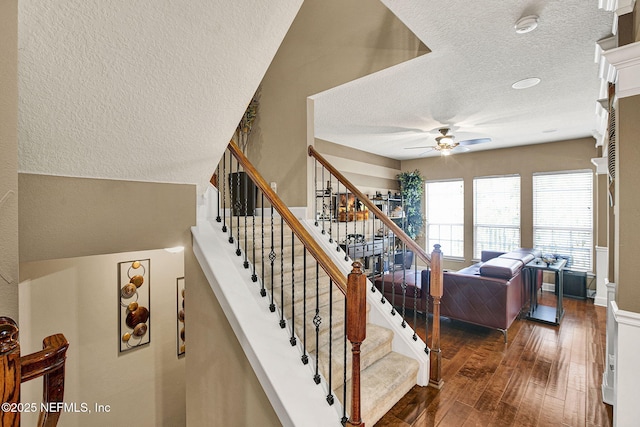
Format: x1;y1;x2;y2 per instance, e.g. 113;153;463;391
512;77;541;90
514;15;539;34
440;148;452;156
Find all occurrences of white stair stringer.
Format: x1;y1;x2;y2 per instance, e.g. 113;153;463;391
195;186;429;426
192;216;343;427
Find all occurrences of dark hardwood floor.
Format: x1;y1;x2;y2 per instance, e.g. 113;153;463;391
376;292;613;426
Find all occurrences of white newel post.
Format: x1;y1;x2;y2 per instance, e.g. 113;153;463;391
602;282;617;405
594;246;609;307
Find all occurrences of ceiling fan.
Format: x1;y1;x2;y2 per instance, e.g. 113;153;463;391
405;128;491;156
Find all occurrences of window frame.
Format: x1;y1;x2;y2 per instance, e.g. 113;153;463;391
473;174;521;259
425;179;465;258
532;169;594;272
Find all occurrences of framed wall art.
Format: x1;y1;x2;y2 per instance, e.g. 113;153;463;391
176;277;185;357
118;259;151;352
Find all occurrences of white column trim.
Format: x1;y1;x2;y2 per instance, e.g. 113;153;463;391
591;157;608;175
613;302;640;327
616;0;636;15
603;42;640;99
594;246;609;306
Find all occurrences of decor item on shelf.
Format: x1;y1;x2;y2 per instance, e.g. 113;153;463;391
397;170;425;239
118;259;151;352
541;254;557;266
390;205;404;218
325;180;332;195
233;86;261;154
176;277;185;357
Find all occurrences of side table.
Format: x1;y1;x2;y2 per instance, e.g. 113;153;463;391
525;258;567;325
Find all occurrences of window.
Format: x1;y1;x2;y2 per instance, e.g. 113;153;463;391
425;180;464;257
473;175;521;259
533;171;593;271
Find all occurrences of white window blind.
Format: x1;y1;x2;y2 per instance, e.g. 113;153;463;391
473;175;521;259
533;171;593;271
425;180;464;257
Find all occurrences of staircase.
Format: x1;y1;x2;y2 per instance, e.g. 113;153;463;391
236;217;419;425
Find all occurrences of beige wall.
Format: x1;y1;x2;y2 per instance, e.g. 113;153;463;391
250;0;427;207
19;249;185;427
0;0;18;319
185;247;280;427
402;138;597;271
18;175;197;425
19;174;196;262
615;94;640;312
314;139;401;195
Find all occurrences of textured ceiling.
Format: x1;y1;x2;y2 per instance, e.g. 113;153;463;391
312;0;614;159
17;0;303;192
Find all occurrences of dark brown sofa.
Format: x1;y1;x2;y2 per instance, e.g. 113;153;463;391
373;249;541;342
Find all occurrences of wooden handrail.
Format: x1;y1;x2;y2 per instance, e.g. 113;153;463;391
308;145;431;266
1;317;69;427
228;141;348;295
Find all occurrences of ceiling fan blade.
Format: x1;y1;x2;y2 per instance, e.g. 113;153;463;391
452;146;470;153
458;137;491;146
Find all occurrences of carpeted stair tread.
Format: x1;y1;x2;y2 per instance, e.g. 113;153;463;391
342;351;419;426
317;323;393;388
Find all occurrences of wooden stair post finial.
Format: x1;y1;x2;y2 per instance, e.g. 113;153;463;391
346;262;366;427
0;317;21;427
429;244;444;389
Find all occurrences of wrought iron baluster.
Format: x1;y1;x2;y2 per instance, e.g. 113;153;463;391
335;181;340;252
371;213;380;293
380;222;387;304
412;254;419;341
279;217;285;329
260;193;266;294
215;161;221;223
228;152;233;243
243;164;249;267
314;159;319;227
328;173;333;243
251;193;257;281
390;227;396;316
269;205;276;312
301;248;309;365
290;232;296;345
321;167;326;235
401;241;408;328
313;262;321;384
327;278;334;405
235;162;241;255
344;191;349;262
222;150;227;233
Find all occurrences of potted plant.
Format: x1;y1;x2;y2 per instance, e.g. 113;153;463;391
229;87;261;215
397;170;424;240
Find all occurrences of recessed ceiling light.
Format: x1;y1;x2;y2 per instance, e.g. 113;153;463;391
515;15;539;34
512;77;541;90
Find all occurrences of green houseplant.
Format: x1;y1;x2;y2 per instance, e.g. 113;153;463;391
397;170;424;239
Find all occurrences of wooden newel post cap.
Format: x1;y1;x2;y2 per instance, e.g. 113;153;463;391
433;244;442;253
0;317;19;354
351;261;363;275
